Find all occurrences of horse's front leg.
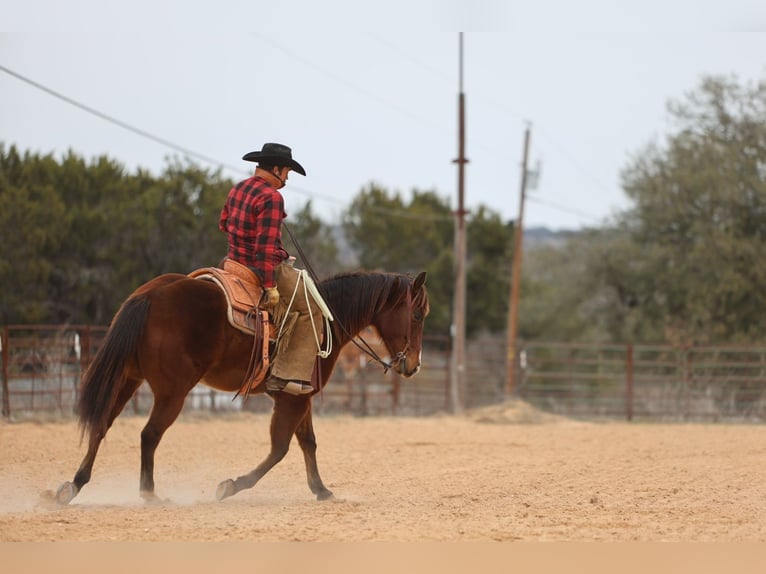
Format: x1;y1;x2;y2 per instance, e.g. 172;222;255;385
216;394;309;501
295;403;334;500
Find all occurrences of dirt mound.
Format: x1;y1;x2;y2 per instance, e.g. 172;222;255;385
466;398;571;424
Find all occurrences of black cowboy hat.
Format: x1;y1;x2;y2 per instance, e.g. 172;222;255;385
242;143;306;176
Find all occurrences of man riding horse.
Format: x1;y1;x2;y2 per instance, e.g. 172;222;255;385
219;143;321;395
53;143;428;504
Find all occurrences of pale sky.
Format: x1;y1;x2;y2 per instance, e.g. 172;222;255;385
2;1;765;230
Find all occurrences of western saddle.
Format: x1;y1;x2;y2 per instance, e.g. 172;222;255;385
188;258;275;397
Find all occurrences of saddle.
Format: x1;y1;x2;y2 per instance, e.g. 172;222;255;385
188;259;275;396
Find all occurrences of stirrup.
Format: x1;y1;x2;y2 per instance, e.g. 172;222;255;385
266;377;313;395
283;381;314;395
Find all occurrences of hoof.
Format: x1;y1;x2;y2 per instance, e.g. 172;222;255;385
55;482;79;505
140;490;164;505
317;490;335;501
216;479;236;501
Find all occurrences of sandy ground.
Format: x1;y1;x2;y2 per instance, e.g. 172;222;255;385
1;400;765;542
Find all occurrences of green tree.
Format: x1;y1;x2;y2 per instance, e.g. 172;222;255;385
608;74;766;344
48;152;134;323
342;183;515;337
0;146;232;324
0;146;68;322
520;228;660;343
342;183;454;335
281;200;342;278
466;206;514;333
135;159;230;276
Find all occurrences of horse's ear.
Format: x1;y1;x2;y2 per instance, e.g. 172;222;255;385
412;271;427;292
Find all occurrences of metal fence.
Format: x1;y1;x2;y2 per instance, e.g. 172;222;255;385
517;342;766;422
4;325;766;422
0;325;451;419
1;325;108;417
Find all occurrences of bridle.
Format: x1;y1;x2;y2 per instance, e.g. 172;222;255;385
358;281;414;374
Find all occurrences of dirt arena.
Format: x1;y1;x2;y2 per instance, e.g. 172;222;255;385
1;400;765;542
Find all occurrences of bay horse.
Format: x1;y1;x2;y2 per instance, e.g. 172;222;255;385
55;270;428;505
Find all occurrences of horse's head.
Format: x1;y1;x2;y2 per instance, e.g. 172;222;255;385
374;271;429;378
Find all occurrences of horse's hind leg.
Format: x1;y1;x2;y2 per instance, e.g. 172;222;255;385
216;394;309;501
295;406;333;500
56;377;143;505
139;390;188;501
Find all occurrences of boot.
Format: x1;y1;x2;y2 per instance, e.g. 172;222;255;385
265;376;313;395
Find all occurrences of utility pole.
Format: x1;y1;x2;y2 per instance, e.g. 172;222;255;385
506;125;531;396
450;33;468;414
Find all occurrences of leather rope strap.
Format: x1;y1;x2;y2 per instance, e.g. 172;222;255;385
234;309;271;402
283;223;403;373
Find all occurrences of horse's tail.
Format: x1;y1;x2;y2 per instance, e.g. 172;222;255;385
77;294;150;440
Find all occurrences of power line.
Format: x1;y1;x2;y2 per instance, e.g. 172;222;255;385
0;63;403;219
526;194;604;224
358;34;619;211
533;124;616;198
252;32;448;134
0;63;459;223
0;63;247;177
1;62;603;226
366;32;453;83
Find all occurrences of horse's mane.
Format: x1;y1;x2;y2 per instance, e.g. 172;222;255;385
318;271;412;333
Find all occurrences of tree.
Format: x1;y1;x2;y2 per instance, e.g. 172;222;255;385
341;183;515;336
135;159;230;276
520;228;663;343
612;74;766;344
0;146;233;324
342;184;454;335
466;206;514;333
0;146;68;322
47;152;135;323
281;200;342;278
4;145;524;339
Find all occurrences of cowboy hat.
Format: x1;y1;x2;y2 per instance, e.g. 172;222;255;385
242;143;306;176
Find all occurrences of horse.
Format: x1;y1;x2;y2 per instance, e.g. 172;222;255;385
55;270;429;505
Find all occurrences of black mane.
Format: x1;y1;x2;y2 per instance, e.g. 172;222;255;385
318;271;410;336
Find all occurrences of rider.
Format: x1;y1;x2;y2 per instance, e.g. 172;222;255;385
219;143;322;395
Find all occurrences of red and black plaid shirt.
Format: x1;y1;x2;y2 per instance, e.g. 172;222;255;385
219;175;289;288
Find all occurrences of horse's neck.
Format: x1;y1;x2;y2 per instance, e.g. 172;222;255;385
322;272;398;345
329;293;379;345
331;314;374;347
320;275;396;381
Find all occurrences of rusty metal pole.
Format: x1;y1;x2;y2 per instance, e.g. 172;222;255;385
626;343;634;421
1;326;10;418
506;125;531;396
450;33;468;414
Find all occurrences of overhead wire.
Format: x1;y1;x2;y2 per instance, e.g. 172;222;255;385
0;62;451;222
253;32;449;134
0;63;246;176
0;66;382;219
363;33;615;223
256;32;610;225
2;33;609;226
526;194;605;224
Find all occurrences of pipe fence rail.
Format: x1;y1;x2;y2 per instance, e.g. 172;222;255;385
3;325;766;422
0;325;451;419
516;342;766;422
1;325;108;417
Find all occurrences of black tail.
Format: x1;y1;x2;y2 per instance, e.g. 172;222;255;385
78;295;150;439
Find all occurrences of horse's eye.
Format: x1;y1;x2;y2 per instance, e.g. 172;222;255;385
413;310;423;322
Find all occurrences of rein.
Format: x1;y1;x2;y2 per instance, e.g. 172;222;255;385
283;223;412;373
385;283;413;372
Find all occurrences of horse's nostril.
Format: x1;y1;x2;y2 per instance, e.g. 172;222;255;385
399;361;421;378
